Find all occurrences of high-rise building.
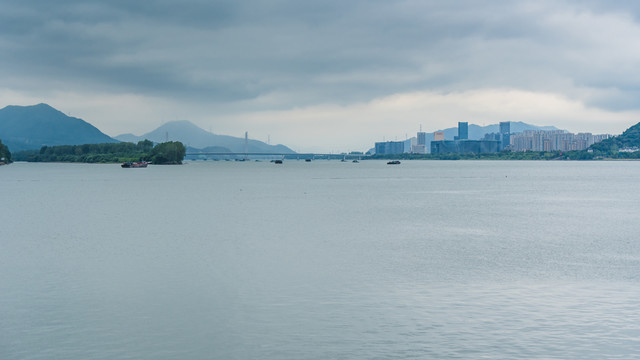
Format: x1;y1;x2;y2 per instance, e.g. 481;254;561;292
457;122;468;140
411;131;428;154
375;141;405;154
417;132;426;146
431;122;500;154
499;121;510;134
411;144;427;154
499;121;511;150
431;139;500;154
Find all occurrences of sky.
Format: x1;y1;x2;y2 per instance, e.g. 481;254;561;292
2;0;640;152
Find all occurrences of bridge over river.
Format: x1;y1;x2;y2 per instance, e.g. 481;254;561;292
185;152;369;160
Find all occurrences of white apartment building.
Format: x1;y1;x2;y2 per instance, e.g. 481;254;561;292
510;130;612;152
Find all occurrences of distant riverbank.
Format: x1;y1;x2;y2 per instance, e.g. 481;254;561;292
368;150;639;161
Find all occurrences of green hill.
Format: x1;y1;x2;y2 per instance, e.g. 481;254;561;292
590;122;640;153
0;103;118;152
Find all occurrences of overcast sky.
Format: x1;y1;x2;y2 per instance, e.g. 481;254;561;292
2;0;640;152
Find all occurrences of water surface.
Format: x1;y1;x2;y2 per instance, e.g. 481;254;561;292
1;160;639;359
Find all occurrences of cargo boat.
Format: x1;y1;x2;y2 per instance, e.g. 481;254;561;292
121;161;148;168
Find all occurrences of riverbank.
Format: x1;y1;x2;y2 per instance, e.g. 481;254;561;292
368;150;640;161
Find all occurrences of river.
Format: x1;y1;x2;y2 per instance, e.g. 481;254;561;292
1;160;638;359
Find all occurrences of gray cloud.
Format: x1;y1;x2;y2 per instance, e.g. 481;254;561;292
2;0;640;112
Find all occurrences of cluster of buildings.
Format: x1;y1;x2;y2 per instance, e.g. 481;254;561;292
431;122;510;154
509;131;611;152
374;121;612;155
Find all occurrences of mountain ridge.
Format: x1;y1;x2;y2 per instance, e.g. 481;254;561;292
0;103;296;154
115;120;295;154
0;103;118;152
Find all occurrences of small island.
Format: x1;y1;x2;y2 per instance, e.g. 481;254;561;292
13;140;186;165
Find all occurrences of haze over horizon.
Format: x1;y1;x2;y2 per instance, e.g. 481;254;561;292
2;0;640;152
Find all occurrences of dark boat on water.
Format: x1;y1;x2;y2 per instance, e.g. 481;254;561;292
387;160;401;165
121;161;148;168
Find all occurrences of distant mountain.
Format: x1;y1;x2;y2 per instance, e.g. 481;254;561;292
187;145;233;153
184;145;236;160
0;103;118;152
112;133;142;143
116;120;295;154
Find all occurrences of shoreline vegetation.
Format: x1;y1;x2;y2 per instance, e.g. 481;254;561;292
12;140;185;165
0;139;11;164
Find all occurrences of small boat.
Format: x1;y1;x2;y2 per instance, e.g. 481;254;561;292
121;161;148;168
352;160;359;163
387;160;401;165
305;159;312;162
273;159;283;164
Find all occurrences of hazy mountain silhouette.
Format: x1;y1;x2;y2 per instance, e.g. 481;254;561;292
0;104;118;152
116;120;295;153
187;145;232;153
111;133;141;144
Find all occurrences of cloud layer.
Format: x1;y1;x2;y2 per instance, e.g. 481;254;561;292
2;0;640;151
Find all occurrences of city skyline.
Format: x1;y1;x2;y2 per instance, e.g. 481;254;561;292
3;1;640;152
376;120;613;155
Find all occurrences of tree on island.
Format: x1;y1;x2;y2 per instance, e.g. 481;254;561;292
149;141;186;164
137;139;154;153
11;139;186;164
0;139;11;164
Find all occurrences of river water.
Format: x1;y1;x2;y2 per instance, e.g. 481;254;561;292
1;160;639;359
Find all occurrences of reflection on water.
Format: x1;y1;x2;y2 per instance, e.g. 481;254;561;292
1;161;639;359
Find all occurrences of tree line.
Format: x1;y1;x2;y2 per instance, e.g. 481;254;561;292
0;139;11;164
13;140;186;164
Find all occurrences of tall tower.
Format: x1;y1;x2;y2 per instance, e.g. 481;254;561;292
458;122;468;140
412;126;427;154
417;132;426;146
499;121;511;150
244;131;248;154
